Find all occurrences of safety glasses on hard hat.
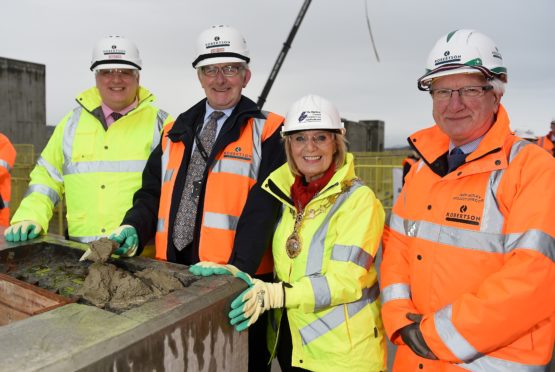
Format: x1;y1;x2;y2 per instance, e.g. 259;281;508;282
96;69;138;80
200;64;245;78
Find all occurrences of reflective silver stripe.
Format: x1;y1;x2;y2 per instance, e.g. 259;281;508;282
3;201;8;208
331;244;373;270
203;212;239;231
481;169;504;233
152;110;168;152
0;159;11;171
382;283;411;304
459;355;548;371
435;305;480;362
24;184;60;206
62;107;83;163
506;229;555;262
63;159;147;175
211;158;255;179
163;168;174;183
37;156;64;183
161;139;171;185
481;140;530;234
251;117;265;181
157;218;165;232
71;235;106;243
309;275;332;310
300;283;380;345
306;181;364;275
389;213;505;254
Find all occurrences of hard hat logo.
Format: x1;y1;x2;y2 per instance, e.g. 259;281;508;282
192;25;250;68
434;51;462;66
90;36;142;71
298;111;322;124
282;95;344;135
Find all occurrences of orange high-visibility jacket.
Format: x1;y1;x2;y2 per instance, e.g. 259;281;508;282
155;110;283;274
536;135;554;156
0;134;16;227
381;105;555;371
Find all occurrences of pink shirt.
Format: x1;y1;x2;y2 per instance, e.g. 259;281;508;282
101;98;138;127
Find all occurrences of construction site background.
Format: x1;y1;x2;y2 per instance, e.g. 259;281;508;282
10;144;409;236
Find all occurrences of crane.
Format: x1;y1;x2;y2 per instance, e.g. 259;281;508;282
257;0;312;109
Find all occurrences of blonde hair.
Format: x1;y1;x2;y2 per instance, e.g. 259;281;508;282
283;131;347;177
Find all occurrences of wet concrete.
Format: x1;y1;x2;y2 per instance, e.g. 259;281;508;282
84;237;117;263
78;262;184;311
0;234;248;371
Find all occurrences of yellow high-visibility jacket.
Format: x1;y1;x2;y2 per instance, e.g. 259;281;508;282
11;86;172;242
262;153;387;372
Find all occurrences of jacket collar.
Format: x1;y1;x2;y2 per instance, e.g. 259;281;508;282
264;153;357;208
409;104;511;175
76;86;154;113
167;95;262;142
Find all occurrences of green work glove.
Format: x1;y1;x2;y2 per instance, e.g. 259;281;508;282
189;262;242;276
228;280;285;332
108;225;139;257
189;262;254;288
4;220;43;242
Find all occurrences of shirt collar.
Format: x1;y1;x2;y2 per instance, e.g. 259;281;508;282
101;97;138;121
449;135;483;155
204;103;234;122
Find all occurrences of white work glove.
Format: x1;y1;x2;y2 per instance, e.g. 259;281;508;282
228;278;285;332
4;220;43;242
108;225;139;257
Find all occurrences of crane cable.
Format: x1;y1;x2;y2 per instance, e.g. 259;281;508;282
365;0;380;62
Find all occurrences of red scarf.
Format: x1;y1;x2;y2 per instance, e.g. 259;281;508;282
290;164;336;211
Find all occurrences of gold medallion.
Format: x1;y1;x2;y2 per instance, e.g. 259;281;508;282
286;232;301;258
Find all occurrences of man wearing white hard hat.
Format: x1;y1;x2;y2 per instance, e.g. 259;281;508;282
381;29;555;370
113;25;285;371
5;36;172;246
537;119;555;156
513;127;538;142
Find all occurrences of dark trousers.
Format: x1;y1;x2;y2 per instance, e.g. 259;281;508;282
276;310;310;372
248;273;273;372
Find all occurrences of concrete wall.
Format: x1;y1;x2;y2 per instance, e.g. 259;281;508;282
0;57;51;152
344;119;385;152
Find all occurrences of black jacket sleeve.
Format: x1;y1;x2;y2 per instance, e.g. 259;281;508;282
229;126;286;274
121;141;163;253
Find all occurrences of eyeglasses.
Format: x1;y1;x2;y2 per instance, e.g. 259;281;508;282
96;69;137;80
200;65;245;77
289;132;335;147
430;85;493;100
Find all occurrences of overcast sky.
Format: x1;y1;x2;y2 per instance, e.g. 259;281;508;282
2;0;554;147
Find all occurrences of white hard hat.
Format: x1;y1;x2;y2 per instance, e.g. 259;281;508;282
282;95;345;135
90;36;142;71
418;29;507;90
192;25;250;68
514;128;537;141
